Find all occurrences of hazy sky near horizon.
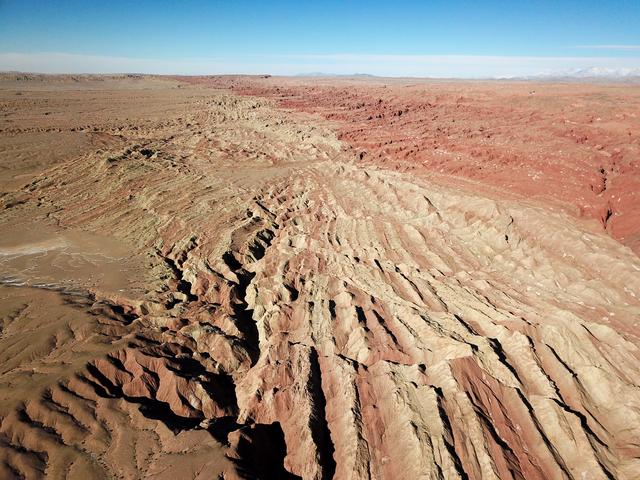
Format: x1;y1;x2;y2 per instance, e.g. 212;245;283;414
1;0;640;77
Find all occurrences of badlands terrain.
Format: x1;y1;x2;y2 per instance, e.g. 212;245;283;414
0;74;639;480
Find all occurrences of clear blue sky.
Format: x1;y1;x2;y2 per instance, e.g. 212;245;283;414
1;0;639;76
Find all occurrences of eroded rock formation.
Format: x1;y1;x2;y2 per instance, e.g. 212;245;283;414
0;75;639;479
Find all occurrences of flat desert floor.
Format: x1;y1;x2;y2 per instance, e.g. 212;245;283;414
0;74;639;479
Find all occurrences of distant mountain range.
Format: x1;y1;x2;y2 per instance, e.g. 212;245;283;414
520;67;640;82
296;72;377;78
295;67;640;82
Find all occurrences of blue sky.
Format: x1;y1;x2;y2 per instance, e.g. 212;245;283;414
1;0;639;77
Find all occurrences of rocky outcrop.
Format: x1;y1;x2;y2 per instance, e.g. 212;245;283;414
199;76;640;255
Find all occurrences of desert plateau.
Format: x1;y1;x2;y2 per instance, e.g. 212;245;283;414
0;73;639;480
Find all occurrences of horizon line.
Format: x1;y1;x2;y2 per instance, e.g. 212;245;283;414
2;52;640;78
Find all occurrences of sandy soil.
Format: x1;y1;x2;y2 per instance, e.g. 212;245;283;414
0;74;639;479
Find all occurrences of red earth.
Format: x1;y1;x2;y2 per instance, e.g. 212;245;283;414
184;76;640;255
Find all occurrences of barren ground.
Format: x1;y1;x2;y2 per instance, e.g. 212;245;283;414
0;74;639;480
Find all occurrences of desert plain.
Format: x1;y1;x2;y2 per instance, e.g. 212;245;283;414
0;73;639;479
